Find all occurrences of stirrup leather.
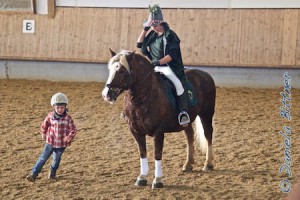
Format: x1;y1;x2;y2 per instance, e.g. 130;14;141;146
178;111;190;125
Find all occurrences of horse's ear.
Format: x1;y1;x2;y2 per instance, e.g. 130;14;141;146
127;50;136;62
109;48;116;57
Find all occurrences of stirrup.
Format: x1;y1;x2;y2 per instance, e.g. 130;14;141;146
178;111;190;125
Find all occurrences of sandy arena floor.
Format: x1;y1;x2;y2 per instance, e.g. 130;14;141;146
0;79;299;199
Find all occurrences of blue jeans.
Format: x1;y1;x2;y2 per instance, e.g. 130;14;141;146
31;143;66;177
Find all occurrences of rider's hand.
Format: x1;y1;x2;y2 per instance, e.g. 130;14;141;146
143;13;151;31
144;26;150;31
151;60;160;66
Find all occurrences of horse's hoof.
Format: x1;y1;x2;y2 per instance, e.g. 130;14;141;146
152;182;163;189
182;165;193;172
203;164;214;172
135;175;147;186
135;179;147;186
152;177;163;189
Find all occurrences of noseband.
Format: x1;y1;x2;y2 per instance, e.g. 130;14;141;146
106;70;132;95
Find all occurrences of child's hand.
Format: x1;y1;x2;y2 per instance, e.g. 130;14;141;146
63;136;72;143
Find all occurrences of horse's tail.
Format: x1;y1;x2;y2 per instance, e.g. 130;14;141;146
195;115;207;153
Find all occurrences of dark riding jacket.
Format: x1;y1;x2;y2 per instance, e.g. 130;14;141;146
137;23;186;81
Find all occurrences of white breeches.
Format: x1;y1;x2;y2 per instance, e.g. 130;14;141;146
154;66;184;96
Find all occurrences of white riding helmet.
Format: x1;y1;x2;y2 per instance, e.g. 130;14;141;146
51;93;68;106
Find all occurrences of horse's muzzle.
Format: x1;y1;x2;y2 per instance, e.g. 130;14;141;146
102;86;121;103
102;87;114;103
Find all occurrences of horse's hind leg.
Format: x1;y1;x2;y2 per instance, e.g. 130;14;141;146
199;112;214;172
182;124;195;172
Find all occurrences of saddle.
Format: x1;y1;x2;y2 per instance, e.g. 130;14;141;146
156;73;198;110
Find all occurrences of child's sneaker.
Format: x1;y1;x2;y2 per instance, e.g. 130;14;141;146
48;170;56;179
26;174;36;182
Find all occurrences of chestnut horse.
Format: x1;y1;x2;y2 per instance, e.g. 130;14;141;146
102;50;216;189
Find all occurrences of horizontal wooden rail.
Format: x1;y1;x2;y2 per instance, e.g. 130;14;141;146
0;7;299;68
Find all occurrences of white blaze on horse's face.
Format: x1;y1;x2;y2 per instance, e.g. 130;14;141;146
102;51;131;103
107;59;121;84
102;59;120;104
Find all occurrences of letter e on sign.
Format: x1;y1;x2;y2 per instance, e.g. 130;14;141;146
23;20;35;33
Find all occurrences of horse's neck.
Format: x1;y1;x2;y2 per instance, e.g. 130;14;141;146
128;70;158;104
128;56;166;104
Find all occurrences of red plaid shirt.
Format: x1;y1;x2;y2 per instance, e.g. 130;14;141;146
41;112;77;148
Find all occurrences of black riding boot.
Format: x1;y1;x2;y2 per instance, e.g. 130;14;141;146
177;93;190;126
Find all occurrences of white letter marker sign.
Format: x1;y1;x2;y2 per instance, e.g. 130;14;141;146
23;20;35;33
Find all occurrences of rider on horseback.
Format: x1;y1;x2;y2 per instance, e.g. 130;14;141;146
136;4;190;126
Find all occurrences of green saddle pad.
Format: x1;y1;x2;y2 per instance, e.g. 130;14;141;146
160;76;198;109
185;81;198;106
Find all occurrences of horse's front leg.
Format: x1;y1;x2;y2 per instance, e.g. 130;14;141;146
132;132;148;187
152;132;164;189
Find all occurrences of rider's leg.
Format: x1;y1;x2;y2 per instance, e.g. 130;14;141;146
154;66;190;125
176;92;190;125
154;66;184;95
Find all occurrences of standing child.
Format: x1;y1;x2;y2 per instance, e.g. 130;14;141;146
26;93;77;182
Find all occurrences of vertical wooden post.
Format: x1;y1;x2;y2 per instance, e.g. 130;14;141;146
48;0;56;19
32;0;36;14
281;9;298;67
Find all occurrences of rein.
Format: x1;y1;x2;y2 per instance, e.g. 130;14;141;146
139;70;153;85
128;69;155;105
108;68;153;90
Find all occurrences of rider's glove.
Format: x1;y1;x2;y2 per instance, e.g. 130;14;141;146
151;60;160;66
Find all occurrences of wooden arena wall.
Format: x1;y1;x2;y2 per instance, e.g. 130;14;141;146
0;7;300;68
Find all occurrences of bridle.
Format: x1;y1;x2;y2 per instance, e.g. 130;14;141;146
105;70;132;98
105;58;154;100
